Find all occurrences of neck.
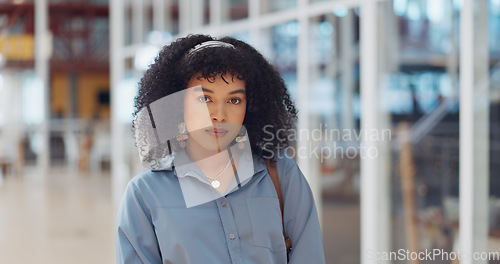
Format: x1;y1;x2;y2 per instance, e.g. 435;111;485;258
186;140;230;171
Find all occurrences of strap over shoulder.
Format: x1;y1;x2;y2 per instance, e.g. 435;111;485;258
265;159;293;256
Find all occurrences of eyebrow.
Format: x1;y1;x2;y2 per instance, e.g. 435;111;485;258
228;89;246;95
194;86;246;95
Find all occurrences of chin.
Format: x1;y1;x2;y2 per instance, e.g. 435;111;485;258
199;139;233;152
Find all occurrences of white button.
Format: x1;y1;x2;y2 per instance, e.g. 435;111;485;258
229;233;235;240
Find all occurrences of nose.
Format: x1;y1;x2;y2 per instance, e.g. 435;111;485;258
210;103;226;122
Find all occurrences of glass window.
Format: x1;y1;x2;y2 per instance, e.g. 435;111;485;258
260;0;297;14
376;0;462;259
488;0;500;250
308;9;361;263
230;31;251;44
163;0;180;36
221;0;249;22
260;22;299;96
124;4;133;46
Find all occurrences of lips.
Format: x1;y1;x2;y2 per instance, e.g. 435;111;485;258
206;128;228;137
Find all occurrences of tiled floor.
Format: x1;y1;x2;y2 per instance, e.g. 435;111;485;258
0;167;115;264
322;202;360;264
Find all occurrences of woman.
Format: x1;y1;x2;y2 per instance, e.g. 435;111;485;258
116;34;325;264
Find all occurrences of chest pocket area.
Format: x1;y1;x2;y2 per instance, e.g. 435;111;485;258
152;202;224;258
246;197;286;252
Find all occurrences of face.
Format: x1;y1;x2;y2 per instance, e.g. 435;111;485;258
183;73;247;152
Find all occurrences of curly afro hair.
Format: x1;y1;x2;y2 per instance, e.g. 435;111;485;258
133;34;297;159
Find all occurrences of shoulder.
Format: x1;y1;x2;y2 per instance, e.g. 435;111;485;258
270;152;304;185
129;168;177;187
124;169;181;206
273;152;298;169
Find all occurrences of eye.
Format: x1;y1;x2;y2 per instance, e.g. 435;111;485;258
197;95;212;103
228;98;242;104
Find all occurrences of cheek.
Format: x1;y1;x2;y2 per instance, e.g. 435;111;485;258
235;103;247;123
183;100;212;131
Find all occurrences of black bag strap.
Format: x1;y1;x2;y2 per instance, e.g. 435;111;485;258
265;159;293;256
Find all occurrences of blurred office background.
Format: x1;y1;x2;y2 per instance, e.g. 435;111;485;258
0;0;499;263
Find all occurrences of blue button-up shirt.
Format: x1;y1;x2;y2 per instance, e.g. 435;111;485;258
116;152;326;264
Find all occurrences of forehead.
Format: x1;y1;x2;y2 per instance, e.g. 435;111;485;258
187;73;246;90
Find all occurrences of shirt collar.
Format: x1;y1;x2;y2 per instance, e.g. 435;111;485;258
172;149;203;179
172;147;266;180
172;148;268;208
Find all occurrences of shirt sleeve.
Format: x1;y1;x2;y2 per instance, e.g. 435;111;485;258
116;180;162;264
277;156;326;264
